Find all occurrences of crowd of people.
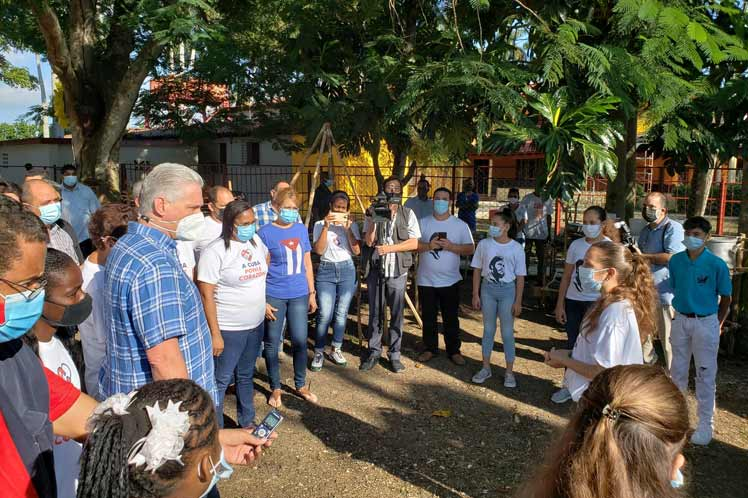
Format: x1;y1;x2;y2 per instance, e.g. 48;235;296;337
0;161;733;498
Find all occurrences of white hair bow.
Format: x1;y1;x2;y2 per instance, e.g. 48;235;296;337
127;400;191;472
87;391;137;432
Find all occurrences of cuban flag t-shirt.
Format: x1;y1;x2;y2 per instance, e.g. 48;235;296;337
259;222;312;299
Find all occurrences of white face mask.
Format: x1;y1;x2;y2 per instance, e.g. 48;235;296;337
175;212;206;241
582;224;602;239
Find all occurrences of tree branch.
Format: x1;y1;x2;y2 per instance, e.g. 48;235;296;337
29;0;76;88
99;37;166;148
402;159;418;185
69;0;96;79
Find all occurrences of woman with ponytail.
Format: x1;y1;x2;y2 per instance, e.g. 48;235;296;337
516;364;690;498
545;241;656;401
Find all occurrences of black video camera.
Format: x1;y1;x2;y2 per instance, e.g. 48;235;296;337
368;192;401;223
615;221;635;248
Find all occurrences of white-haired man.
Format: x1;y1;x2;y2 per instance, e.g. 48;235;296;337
99;163;217;403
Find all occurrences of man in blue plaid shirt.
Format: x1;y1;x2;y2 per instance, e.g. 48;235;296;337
99;163;217;402
253;180;302;228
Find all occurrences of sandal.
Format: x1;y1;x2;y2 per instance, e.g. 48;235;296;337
268;389;283;409
295;386;318;404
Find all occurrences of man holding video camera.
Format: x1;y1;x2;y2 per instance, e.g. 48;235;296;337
360;176;421;373
636;191;685;369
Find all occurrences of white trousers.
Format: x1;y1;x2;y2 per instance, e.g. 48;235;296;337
642;302;674;370
670;313;720;431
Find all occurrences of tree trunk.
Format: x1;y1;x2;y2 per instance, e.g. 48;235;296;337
606;114;637;221
623;115;637;221
738;156;748;235
687;155;718;217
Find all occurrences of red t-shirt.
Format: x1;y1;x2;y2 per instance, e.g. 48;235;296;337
0;367;81;498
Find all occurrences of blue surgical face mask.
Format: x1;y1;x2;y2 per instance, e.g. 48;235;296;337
237;223;256;242
62;175;78;187
488;225;502;238
0;289;46;342
279;208;298;224
199;450;233;498
433;199;450;216
582;224;601;239
577;266;609;293
39;202;61;225
324;179;333;188
671;468;684;489
683;235;705;251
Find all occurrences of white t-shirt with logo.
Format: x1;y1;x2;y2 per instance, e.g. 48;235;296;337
176;240;196;280
38;336;82;498
194;216;224;261
565;236;610;302
197;237;269;330
312;221;361;263
416;215;474;287
78;258;106;399
471;238;527;284
565;300;643;401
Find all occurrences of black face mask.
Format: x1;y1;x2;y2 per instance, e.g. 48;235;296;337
44;293;93;327
642;207;659;223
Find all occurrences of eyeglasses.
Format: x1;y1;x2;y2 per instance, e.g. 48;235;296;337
0;277;47;301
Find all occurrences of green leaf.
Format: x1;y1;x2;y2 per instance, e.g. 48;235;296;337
686;22;708;43
638;0;661;21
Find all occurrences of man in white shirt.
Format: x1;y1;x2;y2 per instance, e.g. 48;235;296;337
21;179;83;264
519;189;554;282
61;165;101;257
404;176;433;223
416;187;474;365
361;177;420;373
194;185;235;260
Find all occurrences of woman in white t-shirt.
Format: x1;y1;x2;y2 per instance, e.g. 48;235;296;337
311;191;361;371
470;210;526;388
545;241;657;402
197;199;268;428
78;203;136;399
26;248;93;498
551;205;608;403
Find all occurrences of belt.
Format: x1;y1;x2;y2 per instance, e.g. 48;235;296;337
680;312;711;318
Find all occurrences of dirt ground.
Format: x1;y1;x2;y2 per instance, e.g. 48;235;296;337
218;289;748;498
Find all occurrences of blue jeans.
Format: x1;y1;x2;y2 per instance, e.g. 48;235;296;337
564;298;594;349
315;260;357;352
264;295;309;390
480;280;516;363
213;324;263;428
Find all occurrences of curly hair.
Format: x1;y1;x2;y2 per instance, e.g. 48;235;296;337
77;379;218;498
517;365;690;498
88;203;138;250
581;241;657;341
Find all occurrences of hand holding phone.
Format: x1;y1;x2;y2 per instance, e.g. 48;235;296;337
252;409;284;439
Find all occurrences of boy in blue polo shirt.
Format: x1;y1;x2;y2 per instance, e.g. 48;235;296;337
669;216;732;446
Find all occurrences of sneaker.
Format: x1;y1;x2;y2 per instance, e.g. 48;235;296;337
390;358;405;373
690;427;713;446
310;351;324;371
329;348;347;366
359;354;380;371
472;368;492;384
504;372;517;388
551;387;572;404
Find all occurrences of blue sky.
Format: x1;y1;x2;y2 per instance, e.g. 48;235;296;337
0;49;53;123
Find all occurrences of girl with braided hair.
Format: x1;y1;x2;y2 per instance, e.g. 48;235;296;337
545;240;657;401
516;364;690;498
78;379;231;498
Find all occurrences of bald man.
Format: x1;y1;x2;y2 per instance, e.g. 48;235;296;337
636;191;685;369
194;185;236;260
21;179;83;264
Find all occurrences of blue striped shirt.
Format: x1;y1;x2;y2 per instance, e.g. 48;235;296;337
99;222;217;401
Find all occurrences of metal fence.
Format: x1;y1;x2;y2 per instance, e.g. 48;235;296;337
2;161;743;235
